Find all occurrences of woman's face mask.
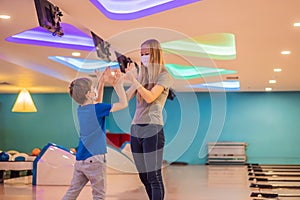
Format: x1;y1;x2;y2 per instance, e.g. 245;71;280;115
141;55;150;67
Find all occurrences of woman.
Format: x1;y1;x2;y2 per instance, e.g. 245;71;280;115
125;39;172;200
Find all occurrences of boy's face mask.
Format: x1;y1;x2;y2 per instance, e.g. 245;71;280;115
93;87;98;100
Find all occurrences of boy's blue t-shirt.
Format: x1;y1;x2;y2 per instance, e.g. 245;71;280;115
76;103;112;161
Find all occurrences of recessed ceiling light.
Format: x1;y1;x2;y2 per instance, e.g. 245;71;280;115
265;87;272;91
269;80;276;84
72;52;81;57
273;68;282;72
281;51;291;55
294;22;300;27
0;15;11;19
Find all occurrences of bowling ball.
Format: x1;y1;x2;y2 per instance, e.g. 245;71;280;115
70;148;77;154
0;151;9;161
32;148;41;156
14;156;26;161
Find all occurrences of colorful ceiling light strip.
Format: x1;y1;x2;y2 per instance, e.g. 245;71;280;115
188;80;240;91
6;23;94;51
161;33;236;60
165;63;237;80
48;56;119;72
90;0;200;20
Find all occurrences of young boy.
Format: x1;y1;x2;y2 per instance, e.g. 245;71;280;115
62;68;127;200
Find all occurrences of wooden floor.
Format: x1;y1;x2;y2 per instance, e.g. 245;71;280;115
0;165;252;200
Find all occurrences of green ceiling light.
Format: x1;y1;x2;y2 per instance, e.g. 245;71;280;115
165;63;237;79
161;33;236;60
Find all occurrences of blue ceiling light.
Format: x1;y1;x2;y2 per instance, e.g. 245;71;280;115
90;0;201;20
48;56;119;72
188;80;240;91
6;23;94;51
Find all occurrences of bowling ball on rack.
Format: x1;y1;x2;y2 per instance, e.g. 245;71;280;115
0;151;9;161
31;148;41;156
70;148;77;154
14;156;26;161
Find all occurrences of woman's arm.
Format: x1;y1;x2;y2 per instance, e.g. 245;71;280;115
125;65;165;103
133;79;164;103
124;63;138;101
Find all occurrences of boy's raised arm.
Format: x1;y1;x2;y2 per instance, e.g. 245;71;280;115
94;69;105;103
108;70;128;112
110;79;127;112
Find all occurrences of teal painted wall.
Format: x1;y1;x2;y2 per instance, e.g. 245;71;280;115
104;90;300;165
220;92;300;164
1;90;300;164
0;93;78;153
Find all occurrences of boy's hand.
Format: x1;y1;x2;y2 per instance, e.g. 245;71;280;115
103;67;111;79
112;69;124;87
95;66;112;82
102;67;113;83
100;67;125;87
95;69;104;83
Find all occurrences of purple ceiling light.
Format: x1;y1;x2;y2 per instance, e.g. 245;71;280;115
6;23;94;51
90;0;201;20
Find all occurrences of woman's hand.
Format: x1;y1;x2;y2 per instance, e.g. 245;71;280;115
125;63;138;83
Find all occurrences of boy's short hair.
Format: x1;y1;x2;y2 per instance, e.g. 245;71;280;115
69;77;92;105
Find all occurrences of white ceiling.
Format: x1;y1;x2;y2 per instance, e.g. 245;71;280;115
1;0;300;93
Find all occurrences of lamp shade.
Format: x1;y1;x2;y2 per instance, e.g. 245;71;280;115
12;89;37;112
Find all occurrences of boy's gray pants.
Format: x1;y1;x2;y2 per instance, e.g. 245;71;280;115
62;154;106;200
